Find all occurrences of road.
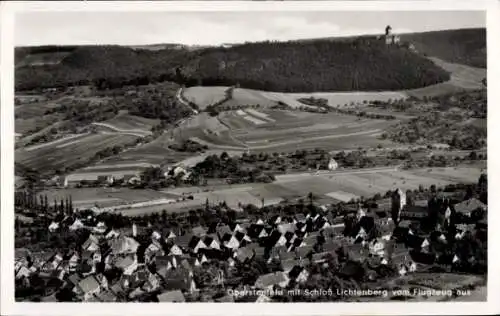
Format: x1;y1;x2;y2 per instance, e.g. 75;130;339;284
176;88;198;114
91;122;151;137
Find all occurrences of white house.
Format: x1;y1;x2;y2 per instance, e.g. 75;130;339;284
48;221;60;232
328;158;339;171
69;219;85;231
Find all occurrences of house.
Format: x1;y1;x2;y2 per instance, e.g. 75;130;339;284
188;236;207;253
69;219;85;231
93;221;107;234
15;266;31;280
277;223;295;234
48;221;60;233
235;246;255;263
105;229;120;239
203;234;221;250
400;205;428;219
216;225;232;240
157;290;186;302
175;234;195;250
145;240;164;262
369;238;387;257
97;175;114;185
288;266;309;284
328;158;338;170
454;198;487;217
110;236;140;255
267;230;287;248
82;234;100;252
168;244;184;256
76;275;101;301
254;272;289;290
115;255;138;275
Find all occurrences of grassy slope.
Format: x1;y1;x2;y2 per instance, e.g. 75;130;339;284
400;28;486;68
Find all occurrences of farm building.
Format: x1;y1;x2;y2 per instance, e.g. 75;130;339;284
63;172;141;187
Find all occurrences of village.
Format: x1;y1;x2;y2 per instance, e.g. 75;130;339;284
14;170;488;302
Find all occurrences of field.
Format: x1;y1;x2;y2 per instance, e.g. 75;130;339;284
16;52;72;67
104;166;483;216
182;86;228;109
222;110;396;152
39;187;177;209
15;133;140;173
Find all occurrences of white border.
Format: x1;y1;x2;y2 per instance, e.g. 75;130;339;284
1;1;499;315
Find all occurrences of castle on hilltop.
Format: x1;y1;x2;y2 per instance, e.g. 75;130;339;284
384;25;401;45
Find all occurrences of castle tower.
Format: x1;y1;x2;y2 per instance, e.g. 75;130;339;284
391;188;406;223
385;25;392;36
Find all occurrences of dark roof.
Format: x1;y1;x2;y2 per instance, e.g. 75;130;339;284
175;234;194;249
288;265;306;280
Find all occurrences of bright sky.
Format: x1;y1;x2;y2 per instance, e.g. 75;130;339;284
15;11;485;46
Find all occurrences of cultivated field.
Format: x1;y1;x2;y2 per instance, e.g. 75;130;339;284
101;112;159;135
102;133;194;168
15;133;140;172
224;110;396;152
40;187;177;209
182;86;228;110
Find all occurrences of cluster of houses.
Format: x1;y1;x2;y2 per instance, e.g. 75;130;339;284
15;187;487;302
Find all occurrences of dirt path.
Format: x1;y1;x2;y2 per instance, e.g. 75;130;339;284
91;122;151;137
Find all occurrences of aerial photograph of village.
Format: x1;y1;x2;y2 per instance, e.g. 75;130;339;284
12;10;487;303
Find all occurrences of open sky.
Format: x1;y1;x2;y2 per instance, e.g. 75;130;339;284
15;11;485;46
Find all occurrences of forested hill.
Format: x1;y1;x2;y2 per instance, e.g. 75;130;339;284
15;28;485;93
177;39;449;92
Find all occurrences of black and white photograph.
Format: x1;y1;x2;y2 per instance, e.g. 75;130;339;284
1;1;498;315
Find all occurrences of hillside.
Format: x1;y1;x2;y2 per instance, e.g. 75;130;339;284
16;40;448;93
400;28;486;68
15;28;486;93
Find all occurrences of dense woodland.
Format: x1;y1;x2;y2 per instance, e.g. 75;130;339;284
16;38;451;93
